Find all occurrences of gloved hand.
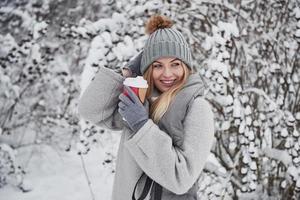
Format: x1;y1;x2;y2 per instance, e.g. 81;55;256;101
122;51;143;77
118;85;149;132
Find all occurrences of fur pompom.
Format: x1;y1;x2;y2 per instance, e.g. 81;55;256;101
145;15;173;35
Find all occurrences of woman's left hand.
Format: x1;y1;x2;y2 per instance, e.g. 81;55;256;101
121;51;143;77
121;67;132;78
118;85;149;132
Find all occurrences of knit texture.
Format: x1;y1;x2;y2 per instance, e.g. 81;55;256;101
140;28;192;74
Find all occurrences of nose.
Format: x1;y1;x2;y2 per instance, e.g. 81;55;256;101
162;66;172;77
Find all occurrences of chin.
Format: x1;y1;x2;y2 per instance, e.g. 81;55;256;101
158;86;171;92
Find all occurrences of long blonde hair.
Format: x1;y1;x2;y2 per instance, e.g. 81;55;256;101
143;61;191;123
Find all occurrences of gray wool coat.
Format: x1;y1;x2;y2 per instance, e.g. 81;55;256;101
78;67;215;200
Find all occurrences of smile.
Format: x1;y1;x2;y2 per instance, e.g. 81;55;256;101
160;79;176;86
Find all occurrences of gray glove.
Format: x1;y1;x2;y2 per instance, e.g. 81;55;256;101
118;85;149;132
122;51;143;77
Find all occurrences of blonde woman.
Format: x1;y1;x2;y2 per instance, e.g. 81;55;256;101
78;15;215;200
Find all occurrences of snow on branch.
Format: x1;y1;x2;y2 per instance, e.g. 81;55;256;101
242;87;284;115
74;13;127;37
262;147;292;167
0;7;33;28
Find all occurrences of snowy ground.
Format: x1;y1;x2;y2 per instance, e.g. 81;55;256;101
0;133;121;200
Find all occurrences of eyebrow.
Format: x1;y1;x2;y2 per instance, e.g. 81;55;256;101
153;58;180;64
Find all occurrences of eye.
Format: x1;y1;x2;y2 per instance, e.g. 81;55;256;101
171;62;180;67
153;63;162;68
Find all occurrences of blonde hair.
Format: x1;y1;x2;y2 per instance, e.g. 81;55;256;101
143;61;191;123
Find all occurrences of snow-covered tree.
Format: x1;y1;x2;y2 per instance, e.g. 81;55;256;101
1;0;299;199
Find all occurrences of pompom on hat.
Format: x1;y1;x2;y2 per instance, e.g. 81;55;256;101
140;15;192;74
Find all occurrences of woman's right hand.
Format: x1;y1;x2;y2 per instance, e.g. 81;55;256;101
118;85;149;133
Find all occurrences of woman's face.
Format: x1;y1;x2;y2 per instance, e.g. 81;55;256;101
151;57;185;92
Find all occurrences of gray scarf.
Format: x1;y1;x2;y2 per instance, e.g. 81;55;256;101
158;73;207;148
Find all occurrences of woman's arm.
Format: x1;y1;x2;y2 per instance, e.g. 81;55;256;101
124;97;215;194
78;67;125;130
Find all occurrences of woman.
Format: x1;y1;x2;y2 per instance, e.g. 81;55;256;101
78;15;215;200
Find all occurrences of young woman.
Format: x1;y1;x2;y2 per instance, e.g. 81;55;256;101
78;15;215;200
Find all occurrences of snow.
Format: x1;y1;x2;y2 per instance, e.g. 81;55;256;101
33;21;48;40
73;13;127;36
217;21;239;38
242;153;250;164
31;44;42;63
293;129;299;137
1;0;300;199
0;34;17;57
295;7;300;19
249;162;257;170
285;137;294;148
0;7;33;28
0;144;16;162
2;75;11;84
112;35;137;61
292;73;299;83
101;32;112;46
233;99;242;118
202;36;214;51
241;167;248;174
239;120;245;134
229;141;237;151
221;121;231;130
244;105;252;115
0;134;121;200
295;29;300;38
287;165;300;182
144;0;164;10
79;37;105;93
205;153;227;177
248;130;255;141
280;128;289;137
249;181;257;190
263;148;292;167
294;157;300;165
245;116;252;126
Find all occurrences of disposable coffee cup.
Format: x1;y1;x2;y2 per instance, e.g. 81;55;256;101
123;76;148;103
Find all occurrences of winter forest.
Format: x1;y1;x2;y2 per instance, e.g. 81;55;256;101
0;0;300;199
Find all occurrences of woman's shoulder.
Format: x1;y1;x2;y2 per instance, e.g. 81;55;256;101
187;96;213;117
192;96;211;107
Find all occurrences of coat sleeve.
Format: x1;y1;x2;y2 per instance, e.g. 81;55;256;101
124;97;215;195
78;67;125;130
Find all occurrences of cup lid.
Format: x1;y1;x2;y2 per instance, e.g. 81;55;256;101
123;76;148;88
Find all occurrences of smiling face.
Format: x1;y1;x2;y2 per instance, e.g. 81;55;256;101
151;57;185;93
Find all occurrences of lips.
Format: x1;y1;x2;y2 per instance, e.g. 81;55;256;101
160;79;176;87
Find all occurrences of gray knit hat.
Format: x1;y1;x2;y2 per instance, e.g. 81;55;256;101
140;15;192;74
